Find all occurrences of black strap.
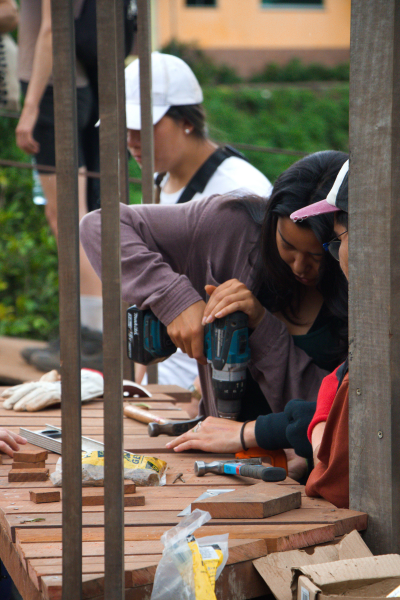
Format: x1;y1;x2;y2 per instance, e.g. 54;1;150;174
175;145;248;205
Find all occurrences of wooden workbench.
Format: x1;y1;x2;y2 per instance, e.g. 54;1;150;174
0;388;368;600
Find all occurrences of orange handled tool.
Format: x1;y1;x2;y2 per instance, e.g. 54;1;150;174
235;447;288;473
123;404;168;425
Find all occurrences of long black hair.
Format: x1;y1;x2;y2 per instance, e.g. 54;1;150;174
261;150;348;324
227;150;349;328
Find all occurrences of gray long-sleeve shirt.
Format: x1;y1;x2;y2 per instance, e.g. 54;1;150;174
80;194;328;417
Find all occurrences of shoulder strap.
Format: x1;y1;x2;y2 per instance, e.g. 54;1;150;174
177;145;249;205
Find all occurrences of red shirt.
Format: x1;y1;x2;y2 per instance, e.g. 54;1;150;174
307;365;342;441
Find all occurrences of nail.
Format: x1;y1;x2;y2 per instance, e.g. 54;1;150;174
205;315;213;323
201;317;207;326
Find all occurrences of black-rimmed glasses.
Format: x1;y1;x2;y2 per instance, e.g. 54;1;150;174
323;230;348;261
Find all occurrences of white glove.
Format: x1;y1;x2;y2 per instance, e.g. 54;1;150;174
1;369;104;412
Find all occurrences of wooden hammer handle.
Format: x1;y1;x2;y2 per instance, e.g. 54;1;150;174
123;404;168;425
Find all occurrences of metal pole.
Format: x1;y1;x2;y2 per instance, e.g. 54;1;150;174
137;0;158;384
50;1;82;598
96;0;127;597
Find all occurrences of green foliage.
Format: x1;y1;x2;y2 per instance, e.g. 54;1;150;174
0;82;349;340
204;84;349;182
250;58;349;83
0;117;59;340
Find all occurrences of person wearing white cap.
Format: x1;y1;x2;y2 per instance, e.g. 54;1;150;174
126;52;272;398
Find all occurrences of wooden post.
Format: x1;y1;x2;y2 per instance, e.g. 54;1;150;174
50;1;82;598
96;0;127;597
349;0;400;553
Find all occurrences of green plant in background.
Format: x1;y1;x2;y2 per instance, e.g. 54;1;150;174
0;116;59;340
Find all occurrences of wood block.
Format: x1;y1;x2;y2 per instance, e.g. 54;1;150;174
191;482;302;519
13;450;48;463
29;490;60;504
123;482;136;494
81;488;144;507
8;468;49;482
12;461;45;469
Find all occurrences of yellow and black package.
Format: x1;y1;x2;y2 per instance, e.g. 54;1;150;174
50;451;167;487
150;509;229;600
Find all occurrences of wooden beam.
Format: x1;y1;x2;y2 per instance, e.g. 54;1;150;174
96;0;127;598
349;0;400;553
50;0;83;597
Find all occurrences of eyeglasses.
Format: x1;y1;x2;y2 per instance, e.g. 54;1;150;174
323;230;348;261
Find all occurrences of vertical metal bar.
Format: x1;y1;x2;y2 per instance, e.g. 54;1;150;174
50;1;82;598
96;0;126;597
137;0;157;384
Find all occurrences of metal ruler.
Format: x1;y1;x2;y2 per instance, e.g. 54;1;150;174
19;425;104;455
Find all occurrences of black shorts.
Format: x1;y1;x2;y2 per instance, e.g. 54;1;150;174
20;82;93;172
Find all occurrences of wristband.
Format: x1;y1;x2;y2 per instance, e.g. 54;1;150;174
240;420;251;452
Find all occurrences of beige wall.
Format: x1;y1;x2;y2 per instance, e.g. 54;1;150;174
156;0;350;51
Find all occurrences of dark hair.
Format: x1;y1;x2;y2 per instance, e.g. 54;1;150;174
165;104;207;139
335;211;348;228
226;151;348;340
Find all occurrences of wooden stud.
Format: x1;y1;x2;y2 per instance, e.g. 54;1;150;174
349;0;400;554
191;482;301;519
13;450;48;463
29;491;61;504
12;461;45;470
8;469;49;483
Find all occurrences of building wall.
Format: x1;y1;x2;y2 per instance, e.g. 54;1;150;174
155;0;350;76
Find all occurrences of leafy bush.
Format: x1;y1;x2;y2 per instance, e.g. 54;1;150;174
250;58;349;83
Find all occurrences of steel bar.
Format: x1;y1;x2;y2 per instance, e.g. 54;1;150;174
96;0;127;597
136;0;157;385
50;1;82;598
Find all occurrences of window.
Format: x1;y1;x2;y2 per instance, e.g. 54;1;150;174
186;0;216;6
262;0;323;6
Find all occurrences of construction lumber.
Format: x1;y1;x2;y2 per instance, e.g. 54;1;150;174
81;488;144;507
29;490;61;504
192;482;301;519
12;461;45;469
13;450;48;463
8;468;49;482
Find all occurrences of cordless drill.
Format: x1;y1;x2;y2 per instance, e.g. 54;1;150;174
126;306;250;419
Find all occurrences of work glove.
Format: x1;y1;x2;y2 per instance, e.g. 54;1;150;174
1;369;104;412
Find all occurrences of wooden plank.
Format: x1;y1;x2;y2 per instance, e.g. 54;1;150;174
9;469;49;482
82;493;145;508
13;461;46;470
30;491;61;504
349;0;400;554
14;450;48;463
192;482;301;519
145;385;191;403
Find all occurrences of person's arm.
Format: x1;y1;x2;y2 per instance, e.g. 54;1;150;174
0;0;18;33
0;428;27;457
15;0;52;154
311;421;326;466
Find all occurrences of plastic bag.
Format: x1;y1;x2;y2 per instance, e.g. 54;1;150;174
150;509;229;600
50;451;167;487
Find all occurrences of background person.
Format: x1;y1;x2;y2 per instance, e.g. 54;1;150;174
16;0;103;371
125;51;272;399
81;151;348;460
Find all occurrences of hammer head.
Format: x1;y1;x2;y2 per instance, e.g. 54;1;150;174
194;458;261;477
148;417;203;437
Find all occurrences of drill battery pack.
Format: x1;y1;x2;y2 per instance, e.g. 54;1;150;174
127;306;176;366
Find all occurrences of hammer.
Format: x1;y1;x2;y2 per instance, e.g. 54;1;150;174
148;417;204;437
194;459;286;482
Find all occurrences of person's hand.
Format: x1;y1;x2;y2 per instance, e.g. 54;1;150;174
284;448;308;481
202;280;266;329
165;416;256;454
0;429;27;457
16;104;40;154
166;300;207;365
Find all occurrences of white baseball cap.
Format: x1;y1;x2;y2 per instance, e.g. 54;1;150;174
125;51;203;130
